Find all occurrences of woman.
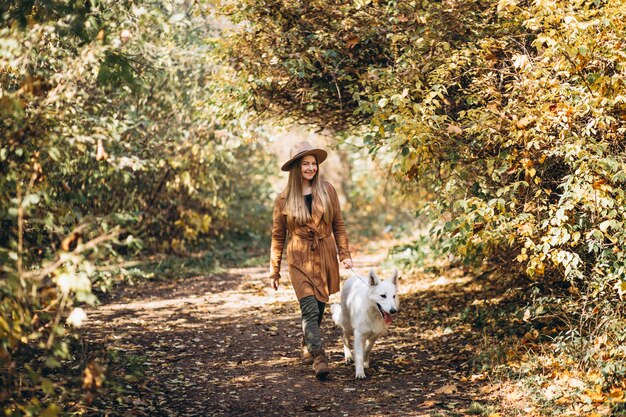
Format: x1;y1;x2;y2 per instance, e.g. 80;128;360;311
269;141;353;380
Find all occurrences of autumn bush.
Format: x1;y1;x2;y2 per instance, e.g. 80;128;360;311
1;1;273;414
225;0;626;407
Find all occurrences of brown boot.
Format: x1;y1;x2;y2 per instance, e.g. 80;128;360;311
301;336;313;365
310;349;330;380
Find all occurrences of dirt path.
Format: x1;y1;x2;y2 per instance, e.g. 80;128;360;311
83;250;498;416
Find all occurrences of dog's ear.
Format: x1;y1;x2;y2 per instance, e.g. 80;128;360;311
391;268;399;286
369;269;381;286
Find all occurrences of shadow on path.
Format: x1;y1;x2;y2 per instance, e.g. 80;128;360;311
83;250;498;416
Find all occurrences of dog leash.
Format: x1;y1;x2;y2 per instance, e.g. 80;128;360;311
350;268;369;286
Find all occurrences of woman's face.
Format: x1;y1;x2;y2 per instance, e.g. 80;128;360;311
300;155;318;182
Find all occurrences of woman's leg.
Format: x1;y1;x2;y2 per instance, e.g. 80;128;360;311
299;296;330;379
299;296;323;351
317;300;326;326
300;298;326;365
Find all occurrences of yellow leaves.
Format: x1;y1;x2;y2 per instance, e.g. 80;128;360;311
435;384;458;394
544;383;561;400
175;211;212;241
579;388;604;404
0;316;9;337
83;361;105;391
201;214;212;233
354;0;372;10
40;404;60;417
536;365;626;412
520;156;537;179
470;373;487;382
517;222;534;237
516;116;534;129
446;124;463;135
170;238;183;251
512;54;531;71
592;178;607;190
345;35;359;49
526;255;545;277
568;377;586;389
96;139;109;161
523;329;539;341
516;248;528;262
497;0;517;13
614;280;626;299
608;388;624;402
393;355;411;365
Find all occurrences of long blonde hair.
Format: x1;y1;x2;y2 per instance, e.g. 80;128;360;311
284;156;333;227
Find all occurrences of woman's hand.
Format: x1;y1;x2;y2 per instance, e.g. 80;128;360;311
270;276;280;291
341;258;353;269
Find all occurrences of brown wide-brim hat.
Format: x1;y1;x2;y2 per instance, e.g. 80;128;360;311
281;141;328;171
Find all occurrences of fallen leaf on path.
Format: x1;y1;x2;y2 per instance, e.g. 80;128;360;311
435;384;458;394
470;373;486;382
568;377;585;389
479;384;499;395
609;388;624;401
544;384;561;400
584;389;605;402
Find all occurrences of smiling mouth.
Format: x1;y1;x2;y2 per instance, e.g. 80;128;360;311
376;303;394;325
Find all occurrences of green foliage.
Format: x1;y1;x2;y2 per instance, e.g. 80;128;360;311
335;134;419;241
226;0;626;306
1;0;273;414
226;0;626;400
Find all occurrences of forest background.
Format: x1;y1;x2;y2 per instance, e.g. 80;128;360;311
2;0;626;415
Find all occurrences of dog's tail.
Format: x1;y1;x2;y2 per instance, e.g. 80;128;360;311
330;303;342;327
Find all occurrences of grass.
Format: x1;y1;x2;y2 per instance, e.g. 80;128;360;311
107;350;148;380
466;402;495;415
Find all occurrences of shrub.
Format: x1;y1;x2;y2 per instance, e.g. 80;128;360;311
1;0;273;413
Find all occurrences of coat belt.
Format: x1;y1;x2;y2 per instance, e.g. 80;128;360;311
292;230;331;295
293;230;329;251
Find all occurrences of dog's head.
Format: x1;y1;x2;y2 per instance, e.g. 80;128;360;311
367;269;400;325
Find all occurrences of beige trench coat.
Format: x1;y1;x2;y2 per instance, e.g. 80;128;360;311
270;182;351;303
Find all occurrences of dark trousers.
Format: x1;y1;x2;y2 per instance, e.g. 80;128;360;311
299;296;326;351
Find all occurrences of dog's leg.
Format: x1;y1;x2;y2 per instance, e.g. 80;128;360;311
341;330;353;364
363;336;378;369
363;338;372;369
353;332;366;379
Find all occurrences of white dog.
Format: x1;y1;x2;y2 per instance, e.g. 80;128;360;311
331;269;399;379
